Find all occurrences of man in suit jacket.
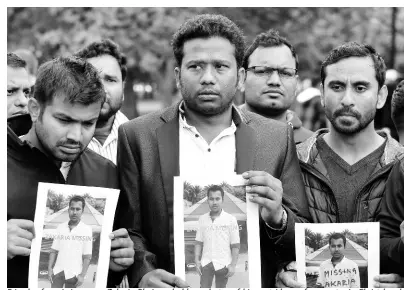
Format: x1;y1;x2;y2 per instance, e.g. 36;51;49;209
116;14;311;287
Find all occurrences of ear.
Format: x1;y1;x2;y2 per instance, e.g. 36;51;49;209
376;84;388;109
28;98;41;123
237;67;246;92
174;67;181;90
319;83;325;107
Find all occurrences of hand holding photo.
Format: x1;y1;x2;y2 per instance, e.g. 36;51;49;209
28;183;119;288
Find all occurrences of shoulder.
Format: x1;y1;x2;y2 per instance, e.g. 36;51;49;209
81;149;117;172
242;110;287;130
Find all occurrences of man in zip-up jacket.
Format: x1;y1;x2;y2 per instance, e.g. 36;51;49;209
7;56;134;288
275;43;403;288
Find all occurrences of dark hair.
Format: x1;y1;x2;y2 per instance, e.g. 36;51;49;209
33;56;106;109
243;29;298;70
171;14;245;68
207;185;225;199
321;42;386;89
69;195;86;211
7;52;27;69
75;39;127;82
13;49;38;75
328;232;346;247
391;80;404;127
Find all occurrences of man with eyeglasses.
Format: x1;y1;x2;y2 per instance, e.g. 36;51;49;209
239;29;313;144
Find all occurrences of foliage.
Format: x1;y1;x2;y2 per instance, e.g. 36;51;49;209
7;7;403;114
305;228;326;251
46;191;105;215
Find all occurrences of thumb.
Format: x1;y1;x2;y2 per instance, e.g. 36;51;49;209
174;276;190;288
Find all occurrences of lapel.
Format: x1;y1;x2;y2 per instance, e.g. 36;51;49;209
234;107;257;173
156;103;180;207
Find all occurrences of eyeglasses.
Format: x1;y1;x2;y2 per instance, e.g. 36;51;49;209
246;66;298;79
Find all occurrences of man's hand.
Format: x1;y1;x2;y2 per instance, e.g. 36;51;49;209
225;264;235;278
75;274;85;287
243;171;283;227
275;261;304;288
400;220;404;242
374;273;404;288
139;269;189;287
48;270;53;285
109;228;134;272
195;261;202;275
7;219;35;260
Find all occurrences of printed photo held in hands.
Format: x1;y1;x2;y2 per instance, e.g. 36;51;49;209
28;183;119;288
295;222;379;288
174;175;261;288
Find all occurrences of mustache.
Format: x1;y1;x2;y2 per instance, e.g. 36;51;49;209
334;107;361;119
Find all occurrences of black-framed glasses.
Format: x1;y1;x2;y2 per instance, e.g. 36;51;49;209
246;66;298;79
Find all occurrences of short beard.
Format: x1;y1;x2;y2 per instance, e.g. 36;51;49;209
326;106;376;135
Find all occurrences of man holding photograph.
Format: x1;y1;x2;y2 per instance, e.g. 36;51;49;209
316;233;360;288
275;43;403;288
117;14;310;288
7;56;134;287
48;196;93;288
195;185;240;288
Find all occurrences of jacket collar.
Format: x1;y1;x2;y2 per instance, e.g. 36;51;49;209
297;128;403;166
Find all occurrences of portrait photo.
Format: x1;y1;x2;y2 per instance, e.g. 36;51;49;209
295;222;380;288
174;175;261;288
29;183;119;288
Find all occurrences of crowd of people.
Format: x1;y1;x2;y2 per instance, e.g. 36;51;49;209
7;13;404;288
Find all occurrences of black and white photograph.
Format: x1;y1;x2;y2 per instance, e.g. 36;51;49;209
174;175;261;288
295;222;380;288
29;182;119;288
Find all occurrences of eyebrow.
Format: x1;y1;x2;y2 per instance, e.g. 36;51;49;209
327;80;346;86
186;59;231;66
54;113;99;123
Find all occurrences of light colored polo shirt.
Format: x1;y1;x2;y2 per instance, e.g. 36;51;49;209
317;256;360;288
195;210;240;270
178;103;237;177
51;220;93;279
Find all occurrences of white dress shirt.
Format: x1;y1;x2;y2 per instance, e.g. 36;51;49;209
317;256;360;288
51;220;93;279
87;110;129;165
178;104;237;177
195;210;240;270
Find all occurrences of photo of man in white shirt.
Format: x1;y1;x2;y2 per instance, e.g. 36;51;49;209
48;195;93;288
316;233;360;288
194;185;240;288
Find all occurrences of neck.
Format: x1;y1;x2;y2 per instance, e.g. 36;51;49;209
324;123;384;165
331;255;344;264
23;126;62;167
243;103;287;123
184;104;233;144
68;219;80;227
94;114;116;145
210;209;222;217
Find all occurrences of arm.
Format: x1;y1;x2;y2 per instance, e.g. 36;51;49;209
75;254;91;287
194;243;203;275
48;250;57;284
351;263;360;288
227;217;240;277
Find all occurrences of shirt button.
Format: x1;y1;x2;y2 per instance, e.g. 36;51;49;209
208;148;211;152
195;134;199;138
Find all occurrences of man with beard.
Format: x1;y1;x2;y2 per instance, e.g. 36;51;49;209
116;14;310;287
75;39;129;164
7;56;134;287
239;29;313;144
48;196;93;288
275;43;403;288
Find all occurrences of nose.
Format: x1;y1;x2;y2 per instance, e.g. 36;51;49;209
14;91;29;108
66;123;82;143
341;87;354;107
200;66;216;85
266;70;281;86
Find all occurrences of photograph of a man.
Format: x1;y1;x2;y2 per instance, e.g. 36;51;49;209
317;233;360;288
194;185;240;288
48;195;92;288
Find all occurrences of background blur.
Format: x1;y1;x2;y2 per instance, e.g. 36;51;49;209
7;7;404;137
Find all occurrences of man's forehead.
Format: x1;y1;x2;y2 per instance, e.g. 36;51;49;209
326;57;376;80
182;37;236;61
249;45;295;67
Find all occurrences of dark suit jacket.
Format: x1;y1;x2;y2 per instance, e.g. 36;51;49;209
116;102;311;287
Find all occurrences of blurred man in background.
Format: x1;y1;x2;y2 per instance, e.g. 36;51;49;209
390;80;404;145
7;52;30;118
75;39;129;164
240;29;313;144
14;48;39;93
